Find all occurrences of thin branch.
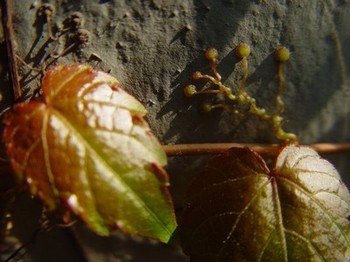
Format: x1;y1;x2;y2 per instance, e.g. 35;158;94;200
1;0;22;100
163;143;350;157
0;143;349;176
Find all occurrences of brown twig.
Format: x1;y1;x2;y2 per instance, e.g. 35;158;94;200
163;143;350;157
1;0;22;100
0;143;349;175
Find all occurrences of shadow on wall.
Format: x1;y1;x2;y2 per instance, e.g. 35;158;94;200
158;1;256;144
161;0;350;145
192;0;251;49
158;47;277;144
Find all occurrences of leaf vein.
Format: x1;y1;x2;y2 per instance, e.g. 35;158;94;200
41;111;60;200
51;110;172;235
50;66;90;99
189;174;268;203
272;179;288;262
257;231;274;262
279;177;350;246
288;168;336;179
217;179;272;259
284;228;325;261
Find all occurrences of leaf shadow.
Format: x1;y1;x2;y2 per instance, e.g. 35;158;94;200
192;0;251;50
158;49;254;144
157;0;254;143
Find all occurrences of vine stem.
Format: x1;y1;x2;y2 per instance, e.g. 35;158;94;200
0;143;348;175
162;143;350;157
1;0;22;100
0;143;348;176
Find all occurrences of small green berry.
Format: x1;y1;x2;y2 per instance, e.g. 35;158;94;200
235;43;251;59
205;48;218;60
275;47;290;63
192;71;202;80
201;102;212;112
184;85;197;97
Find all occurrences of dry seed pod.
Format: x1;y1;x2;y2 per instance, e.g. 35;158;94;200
37;3;55;19
73;29;91;47
64;12;85;29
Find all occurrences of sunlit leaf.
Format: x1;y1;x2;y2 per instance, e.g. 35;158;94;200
181;145;350;260
3;64;176;242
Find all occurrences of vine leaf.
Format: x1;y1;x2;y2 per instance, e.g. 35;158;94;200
3;64;176;243
181;145;350;260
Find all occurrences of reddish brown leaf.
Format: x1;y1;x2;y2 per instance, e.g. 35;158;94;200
181;145;350;260
3;64;176;242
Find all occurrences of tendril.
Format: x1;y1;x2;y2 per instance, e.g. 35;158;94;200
184;44;298;144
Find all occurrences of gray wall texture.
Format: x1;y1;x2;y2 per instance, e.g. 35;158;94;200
1;0;350;261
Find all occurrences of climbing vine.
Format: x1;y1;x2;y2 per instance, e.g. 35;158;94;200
184;44;297;143
1;1;350;261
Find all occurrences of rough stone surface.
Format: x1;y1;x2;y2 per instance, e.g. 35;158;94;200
1;0;350;260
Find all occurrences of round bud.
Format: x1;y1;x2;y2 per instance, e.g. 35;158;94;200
275;47;290;63
64;12;85;29
37;3;55;19
74;29;91;47
235;43;251;59
201;102;212;112
205;48;218;60
184;85;197;97
192;71;202;80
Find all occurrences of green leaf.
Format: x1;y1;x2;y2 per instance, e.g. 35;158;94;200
3;64;176;242
181;145;350;260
